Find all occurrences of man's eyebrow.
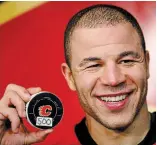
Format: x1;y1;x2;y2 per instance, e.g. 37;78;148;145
79;57;101;67
119;51;141;58
78;51;140;67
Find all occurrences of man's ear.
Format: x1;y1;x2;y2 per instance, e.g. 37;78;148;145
61;63;76;91
145;50;150;79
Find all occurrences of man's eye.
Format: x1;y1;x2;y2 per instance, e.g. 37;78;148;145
86;64;101;69
120;60;135;65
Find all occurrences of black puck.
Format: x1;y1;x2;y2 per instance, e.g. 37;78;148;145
26;92;63;129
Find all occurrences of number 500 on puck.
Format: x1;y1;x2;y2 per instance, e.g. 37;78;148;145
26;92;63;130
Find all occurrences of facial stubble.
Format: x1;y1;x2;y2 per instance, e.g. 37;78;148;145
75;78;148;132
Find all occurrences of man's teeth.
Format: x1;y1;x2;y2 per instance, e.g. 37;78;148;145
100;95;127;102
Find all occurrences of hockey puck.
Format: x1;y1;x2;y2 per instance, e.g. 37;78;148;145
26;92;63;129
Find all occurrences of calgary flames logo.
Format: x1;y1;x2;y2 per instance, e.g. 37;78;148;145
39;105;52;117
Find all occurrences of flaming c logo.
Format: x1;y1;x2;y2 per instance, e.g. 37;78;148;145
39;105;52;117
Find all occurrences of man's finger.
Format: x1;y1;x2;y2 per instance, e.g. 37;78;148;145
0;107;20;133
24;129;53;144
2;90;26;117
4;84;31;102
27;87;42;95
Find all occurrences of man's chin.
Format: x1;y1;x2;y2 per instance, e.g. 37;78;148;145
101;118;134;132
105;123;130;132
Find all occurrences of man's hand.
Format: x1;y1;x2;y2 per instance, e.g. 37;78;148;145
0;84;53;145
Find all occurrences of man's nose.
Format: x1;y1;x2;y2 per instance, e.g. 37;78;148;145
99;62;126;86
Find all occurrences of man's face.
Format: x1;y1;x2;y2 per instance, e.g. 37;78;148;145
62;23;149;130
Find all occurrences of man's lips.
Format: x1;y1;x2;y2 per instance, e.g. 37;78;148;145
96;92;132;102
96;91;132;97
95;91;133;110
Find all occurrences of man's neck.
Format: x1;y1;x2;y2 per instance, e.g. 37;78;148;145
85;104;150;145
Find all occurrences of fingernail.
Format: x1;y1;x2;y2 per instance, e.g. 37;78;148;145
45;129;53;134
36;87;41;91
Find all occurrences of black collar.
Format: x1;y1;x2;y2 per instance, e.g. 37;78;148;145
75;112;156;145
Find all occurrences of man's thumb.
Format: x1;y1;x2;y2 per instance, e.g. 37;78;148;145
24;129;53;144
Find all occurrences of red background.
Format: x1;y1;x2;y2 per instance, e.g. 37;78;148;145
0;2;155;145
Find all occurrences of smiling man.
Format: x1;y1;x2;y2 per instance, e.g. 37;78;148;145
0;4;155;145
61;4;156;145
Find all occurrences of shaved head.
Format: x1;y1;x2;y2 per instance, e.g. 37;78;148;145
64;4;146;67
